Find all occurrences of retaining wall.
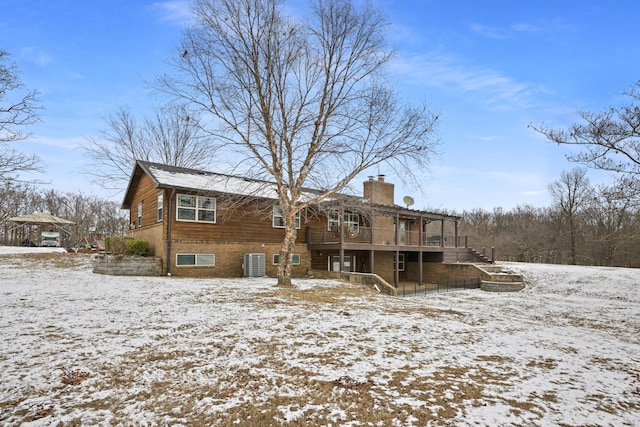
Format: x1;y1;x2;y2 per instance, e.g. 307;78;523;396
308;269;397;296
93;255;163;276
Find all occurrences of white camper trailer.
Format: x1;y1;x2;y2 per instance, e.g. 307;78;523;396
41;231;61;247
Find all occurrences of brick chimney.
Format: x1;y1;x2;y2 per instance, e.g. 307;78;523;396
363;174;395;206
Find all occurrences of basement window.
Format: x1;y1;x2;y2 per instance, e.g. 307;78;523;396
273;254;301;265
394;253;405;272
176;253;215;266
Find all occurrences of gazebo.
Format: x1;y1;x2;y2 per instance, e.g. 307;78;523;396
7;213;75;246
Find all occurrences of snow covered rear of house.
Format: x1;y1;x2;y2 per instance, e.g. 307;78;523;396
0;246;638;426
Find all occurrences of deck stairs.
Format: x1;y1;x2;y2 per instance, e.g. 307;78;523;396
474;264;525;292
468;248;492;263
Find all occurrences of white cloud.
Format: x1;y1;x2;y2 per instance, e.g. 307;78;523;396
468;23;510;39
470;19;577;39
31;135;86;150
152;1;193;25
20;47;53;66
393;51;542;111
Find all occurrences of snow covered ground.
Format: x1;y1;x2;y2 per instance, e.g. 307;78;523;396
0;246;638;426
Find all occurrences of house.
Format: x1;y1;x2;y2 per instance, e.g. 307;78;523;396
121;161;490;286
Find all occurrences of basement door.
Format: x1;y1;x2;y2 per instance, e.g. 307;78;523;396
330;256;355;272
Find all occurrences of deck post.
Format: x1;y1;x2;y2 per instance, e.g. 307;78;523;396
369;249;375;274
455;220;459;248
418;250;423;286
339;208;345;272
394;249;400;288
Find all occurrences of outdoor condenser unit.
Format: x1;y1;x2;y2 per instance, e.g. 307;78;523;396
243;253;266;277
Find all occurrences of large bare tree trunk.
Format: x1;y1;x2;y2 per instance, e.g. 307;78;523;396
277;218;297;287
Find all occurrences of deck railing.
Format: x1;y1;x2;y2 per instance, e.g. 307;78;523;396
307;226;465;248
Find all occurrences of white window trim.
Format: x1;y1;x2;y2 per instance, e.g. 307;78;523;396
157;192;164;222
176;194;217;223
395;253;405;271
344;212;359;232
137;202;143;227
328;212;340;230
327;211;359;232
176;253;215;267
272;206;301;229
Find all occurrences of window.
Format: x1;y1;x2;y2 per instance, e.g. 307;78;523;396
137;202;143;227
344;212;359;232
157;192;164;222
176;194;216;223
327;211;359;232
328;212;339;229
273;253;301;265
176;253;215;266
331;255;352;272
394;253;405;271
272;206;300;228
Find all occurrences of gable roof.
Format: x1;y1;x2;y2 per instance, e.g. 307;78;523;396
121;160;460;221
122;161;305;209
9;213;75;225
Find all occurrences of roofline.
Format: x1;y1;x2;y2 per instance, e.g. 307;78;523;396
121;161;460;220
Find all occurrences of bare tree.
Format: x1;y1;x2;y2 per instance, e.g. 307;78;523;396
0;49;42;182
0;180;39;244
548;168;591;264
156;0;440;286
532;81;640;198
83;104;212;190
583;183;638;266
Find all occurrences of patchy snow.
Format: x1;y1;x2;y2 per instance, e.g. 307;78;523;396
0;246;67;255
0;246;638;426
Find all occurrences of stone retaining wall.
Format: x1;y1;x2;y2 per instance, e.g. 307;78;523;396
93;255;163;276
480;281;526;292
308;269;397;296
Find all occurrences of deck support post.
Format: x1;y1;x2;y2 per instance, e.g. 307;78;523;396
394;250;400;288
419;250;423;286
369;249;375;275
339;208;345;272
455;220;459;248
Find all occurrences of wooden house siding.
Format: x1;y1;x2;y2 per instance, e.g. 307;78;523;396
128;182;315;277
127;174;164;231
121;161;485;282
164;196;310;244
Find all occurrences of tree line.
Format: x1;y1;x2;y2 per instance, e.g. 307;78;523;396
3;1;640;275
0;180;128;246
459;168;640;267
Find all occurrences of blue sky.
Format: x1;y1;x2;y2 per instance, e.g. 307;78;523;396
2;0;639;212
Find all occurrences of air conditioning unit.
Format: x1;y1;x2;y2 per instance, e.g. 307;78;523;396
243;253;266;277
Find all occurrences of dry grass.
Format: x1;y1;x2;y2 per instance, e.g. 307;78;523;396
1;252;638;426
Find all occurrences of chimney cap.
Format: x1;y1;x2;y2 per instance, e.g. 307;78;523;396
377;174;385;182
